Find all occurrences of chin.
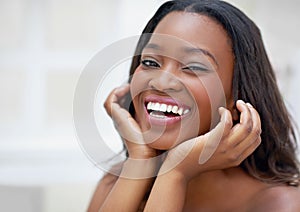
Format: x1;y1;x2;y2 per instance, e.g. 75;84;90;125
147;140;175;150
145;132;197;151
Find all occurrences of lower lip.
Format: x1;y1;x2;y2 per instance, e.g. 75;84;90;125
144;107;186;126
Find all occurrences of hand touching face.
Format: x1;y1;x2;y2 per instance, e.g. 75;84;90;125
131;12;235;150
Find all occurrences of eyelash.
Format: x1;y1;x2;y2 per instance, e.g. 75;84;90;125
182;65;209;72
140;58;209;72
141;59;160;68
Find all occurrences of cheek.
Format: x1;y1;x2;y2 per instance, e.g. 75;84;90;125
130;67;149;98
130;68;152;122
187;74;226;134
190;84;212;135
220;72;234;106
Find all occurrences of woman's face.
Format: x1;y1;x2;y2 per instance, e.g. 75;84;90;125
131;12;234;150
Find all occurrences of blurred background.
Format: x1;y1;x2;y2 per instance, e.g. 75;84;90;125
0;0;300;211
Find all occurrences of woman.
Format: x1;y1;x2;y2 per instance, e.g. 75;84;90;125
89;0;300;211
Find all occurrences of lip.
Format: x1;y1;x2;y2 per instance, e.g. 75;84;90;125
143;95;191;126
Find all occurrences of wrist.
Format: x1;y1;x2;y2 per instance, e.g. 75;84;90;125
144;170;188;211
159;160;204;183
128;151;158;160
121;157;160;179
127;146;158;160
159;168;189;185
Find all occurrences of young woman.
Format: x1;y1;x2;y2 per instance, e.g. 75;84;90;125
89;0;300;211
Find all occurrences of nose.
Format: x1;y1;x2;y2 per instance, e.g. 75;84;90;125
148;67;183;92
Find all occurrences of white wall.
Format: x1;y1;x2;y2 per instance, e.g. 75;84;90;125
0;0;299;211
0;0;166;211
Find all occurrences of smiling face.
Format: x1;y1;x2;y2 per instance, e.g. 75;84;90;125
130;12;234;150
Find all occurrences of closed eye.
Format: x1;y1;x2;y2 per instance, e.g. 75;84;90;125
182;64;209;72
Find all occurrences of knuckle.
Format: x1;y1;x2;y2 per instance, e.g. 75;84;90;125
255;137;262;146
228;152;240;163
219;147;227;154
224;118;233;128
103;100;111;110
218;140;229;153
218;142;233;154
103;102;108;110
242;122;252;134
246;124;252;134
104;101;114;116
231;155;242;166
253;126;261;137
234;159;242;166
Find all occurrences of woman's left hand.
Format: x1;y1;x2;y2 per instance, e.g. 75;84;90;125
159;100;261;182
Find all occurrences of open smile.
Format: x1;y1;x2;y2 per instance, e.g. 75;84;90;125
144;95;191;125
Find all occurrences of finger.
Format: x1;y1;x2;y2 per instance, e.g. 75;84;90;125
113;83;130;99
160;137;198;174
198;107;233;164
246;103;262;136
111;103;144;144
227;100;253;146
108;84;130;106
104;84;130;116
235;136;261;165
218;107;233;137
237;100;252;126
201;107;233;141
103;84;143;143
233;103;262;156
163;108;232;168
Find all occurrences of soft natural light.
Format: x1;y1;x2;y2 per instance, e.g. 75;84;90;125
0;0;299;211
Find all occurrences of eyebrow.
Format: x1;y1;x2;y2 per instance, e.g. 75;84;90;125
144;43;161;51
183;47;219;67
143;43;219;67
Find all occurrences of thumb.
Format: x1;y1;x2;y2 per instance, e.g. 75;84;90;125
111;103;144;144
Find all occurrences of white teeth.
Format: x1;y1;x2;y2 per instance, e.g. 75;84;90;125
177;108;183;116
167;105;172;113
183;109;190;115
159;104;167;112
147;102;152;110
171;105;178;114
150;111;166;119
154;103;160;111
146;101;190;116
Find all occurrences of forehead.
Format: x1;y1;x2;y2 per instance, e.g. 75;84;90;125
153;12;230;49
147;12;233;68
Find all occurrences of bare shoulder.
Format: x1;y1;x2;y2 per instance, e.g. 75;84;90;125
97;172;119;191
87;163;122;212
248;185;300;212
95;162;123;194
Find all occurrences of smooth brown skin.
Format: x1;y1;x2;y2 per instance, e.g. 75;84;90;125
89;12;300;212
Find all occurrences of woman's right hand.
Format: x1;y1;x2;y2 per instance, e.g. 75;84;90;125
98;84;160;212
104;84;158;160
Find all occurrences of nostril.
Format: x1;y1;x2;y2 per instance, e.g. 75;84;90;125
148;73;183;92
149;84;156;90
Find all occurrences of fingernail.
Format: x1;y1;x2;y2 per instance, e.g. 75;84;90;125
218;107;224;113
246;103;253;108
218;107;227;121
237;100;246;105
